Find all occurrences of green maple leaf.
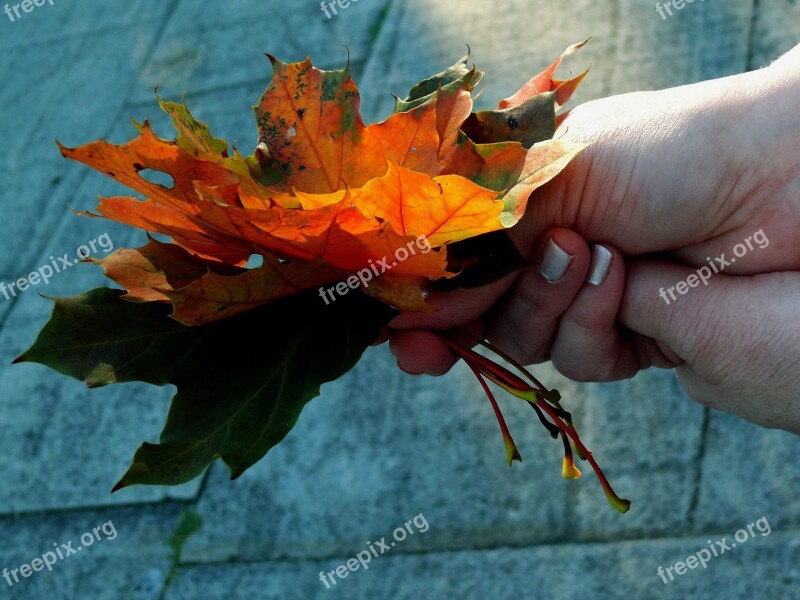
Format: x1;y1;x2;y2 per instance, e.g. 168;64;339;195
15;287;394;489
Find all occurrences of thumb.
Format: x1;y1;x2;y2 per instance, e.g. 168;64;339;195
619;257;800;431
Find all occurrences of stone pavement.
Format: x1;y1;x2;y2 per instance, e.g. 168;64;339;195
0;1;798;599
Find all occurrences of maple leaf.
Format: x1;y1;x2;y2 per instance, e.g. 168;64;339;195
461;40;589;148
15;288;394;488
18;44;600;496
92;237;342;324
59;47;588;317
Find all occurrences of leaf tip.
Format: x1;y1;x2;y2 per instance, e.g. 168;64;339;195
55;140;70;156
111;479;128;493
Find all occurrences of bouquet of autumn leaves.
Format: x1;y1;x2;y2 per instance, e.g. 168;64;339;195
16;41;630;512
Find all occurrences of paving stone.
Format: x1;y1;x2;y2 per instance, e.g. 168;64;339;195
570;370;706;538
155;0;798;570
166;529;800;600
0;503;185;600
356;0;754;123
0;1;176;50
129;0;394;105
610;0;754;87
750;0;800;68
1;2;799;599
181;349;572;564
0;124;202;510
690;411;800;533
0;3;176;276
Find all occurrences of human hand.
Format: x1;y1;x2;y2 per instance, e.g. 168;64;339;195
388;44;800;431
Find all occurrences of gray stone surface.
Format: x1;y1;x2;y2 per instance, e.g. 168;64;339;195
0;1;798;599
166;530;800;600
128;0;394;105
0;503;185;600
181;351;574;564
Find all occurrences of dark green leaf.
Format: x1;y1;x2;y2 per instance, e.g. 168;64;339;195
394;55;484;113
16;287;395;488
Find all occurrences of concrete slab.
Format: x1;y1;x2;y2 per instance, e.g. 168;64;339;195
166;529;800;600
0;1;799;599
181;349;572;563
0;503;186;600
129;0;394;105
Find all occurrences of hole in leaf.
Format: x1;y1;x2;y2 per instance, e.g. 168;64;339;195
245;254;264;269
137;168;175;189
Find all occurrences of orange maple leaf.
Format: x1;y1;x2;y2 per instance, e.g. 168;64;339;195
59;45;588;324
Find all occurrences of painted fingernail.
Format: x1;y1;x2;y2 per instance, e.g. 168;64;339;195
420;281;433;299
587;244;613;286
539;239;573;282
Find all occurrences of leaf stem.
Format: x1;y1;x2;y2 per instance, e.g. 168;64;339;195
439;331;631;513
468;363;522;466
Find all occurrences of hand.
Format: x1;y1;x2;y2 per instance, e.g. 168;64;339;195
388;44;800;432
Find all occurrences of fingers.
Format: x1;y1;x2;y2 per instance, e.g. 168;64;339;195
387;273;515;331
385;249;517;377
388;318;484;376
386;229;672;384
388;329;458;375
548;244;639;381
483;228;593;364
619;257;800;432
487;234;667;382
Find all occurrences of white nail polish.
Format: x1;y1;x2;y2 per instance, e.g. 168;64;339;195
539;239;573;282
587;244;613;286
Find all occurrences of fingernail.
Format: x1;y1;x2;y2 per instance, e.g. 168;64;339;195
420;281;433;299
587;244;613;286
539;239;573;282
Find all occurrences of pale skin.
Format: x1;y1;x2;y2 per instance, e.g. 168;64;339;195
388;44;800;434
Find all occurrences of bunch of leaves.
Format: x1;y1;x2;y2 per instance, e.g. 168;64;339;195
16;40;629;511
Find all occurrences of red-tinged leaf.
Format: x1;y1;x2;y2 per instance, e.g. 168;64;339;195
162;255;340;325
318;207;452;279
498;39;590;109
94;237;342;325
355;100;442;179
462;92;559;149
88;196;255;266
58;123;235;215
61;53;587;314
91;237;235;303
254;57;364;193
25;49;601;500
462;42;589;149
445;135;586;227
255;57;454;192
